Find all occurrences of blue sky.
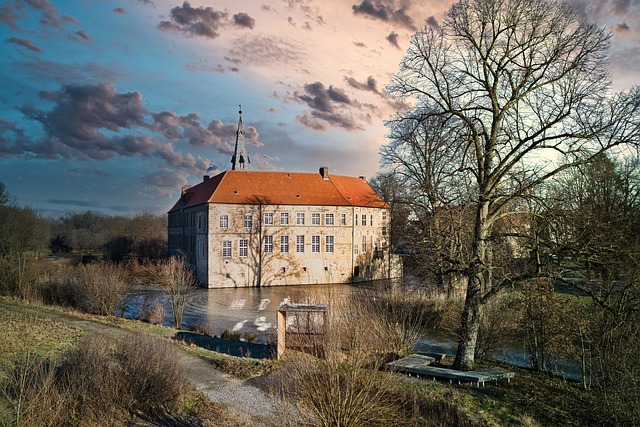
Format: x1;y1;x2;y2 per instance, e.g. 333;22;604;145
1;0;639;217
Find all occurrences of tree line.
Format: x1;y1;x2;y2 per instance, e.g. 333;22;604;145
0;182;167;264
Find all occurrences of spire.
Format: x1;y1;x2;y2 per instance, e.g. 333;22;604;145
231;105;250;170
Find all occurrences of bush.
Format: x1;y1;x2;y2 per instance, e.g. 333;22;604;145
74;263;130;315
1;353;67;427
1;333;186;426
139;295;165;325
221;329;241;341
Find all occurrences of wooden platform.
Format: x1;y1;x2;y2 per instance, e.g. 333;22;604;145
386;354;514;387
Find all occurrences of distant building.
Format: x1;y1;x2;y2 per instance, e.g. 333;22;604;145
168;110;401;288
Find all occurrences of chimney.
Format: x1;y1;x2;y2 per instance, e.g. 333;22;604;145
320;166;329;179
359;176;366;181
203;175;210;181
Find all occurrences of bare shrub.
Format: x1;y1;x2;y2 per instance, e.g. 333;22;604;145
274;355;399;427
1;353;67;427
347;285;441;357
74;262;130;315
475;291;520;360
148;256;198;328
139;295;165;325
0;252;42;299
115;334;185;413
37;263;77;307
62;334;185;421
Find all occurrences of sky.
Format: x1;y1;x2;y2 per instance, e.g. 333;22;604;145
1;0;639;218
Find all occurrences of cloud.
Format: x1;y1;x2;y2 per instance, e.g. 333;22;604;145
113;7;126;14
7;37;43;53
158;1;228;39
227;34;302;67
47;198;98;207
293;82;363;131
25;0;77;28
74;30;92;42
345;75;379;94
28;83;147;141
426;15;439;28
615;22;631;33
233;12;256;29
7;83;209;173
386;31;399;49
13;60;124;85
185;60;226;73
295;82;353;113
352;0;416;30
141;170;188;198
0;3;19;29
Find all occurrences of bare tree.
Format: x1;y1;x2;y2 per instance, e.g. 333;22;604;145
386;0;640;370
153;256;198;328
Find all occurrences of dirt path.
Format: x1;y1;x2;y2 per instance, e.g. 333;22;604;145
0;300;282;426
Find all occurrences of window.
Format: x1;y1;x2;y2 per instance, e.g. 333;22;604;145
354;243;359;255
220;215;229;228
296;235;305;253
281;235;289;253
325;235;334;253
312;213;320;225
325;214;334;225
264;235;273;253
244;214;252;228
296;213;305;225
382;226;387;236
264;212;273;225
222;241;232;258
355;214;358;226
239;239;248;257
362;214;367;226
281;212;289;225
341;213;346;226
382;211;387;221
370;215;373;226
312;235;320;253
362;235;367;252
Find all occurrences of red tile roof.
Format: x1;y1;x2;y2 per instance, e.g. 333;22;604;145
169;170;389;212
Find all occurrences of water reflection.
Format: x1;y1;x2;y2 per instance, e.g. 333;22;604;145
126;284;582;380
126;284;356;343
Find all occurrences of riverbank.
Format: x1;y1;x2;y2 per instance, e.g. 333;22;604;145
1;296;606;426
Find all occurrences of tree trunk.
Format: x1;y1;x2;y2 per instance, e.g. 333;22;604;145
454;200;490;370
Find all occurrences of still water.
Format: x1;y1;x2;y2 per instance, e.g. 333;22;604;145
125;284;582;380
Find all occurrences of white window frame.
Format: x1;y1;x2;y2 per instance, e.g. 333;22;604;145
264;212;273;225
362;235;367;252
239;239;248;257
264;235;273;253
281;212;289;225
296;235;305;253
244;214;252;228
362;214;367;226
296;212;305;225
222;240;232;258
220;215;229;229
325;235;334;253
312;235;320;253
312;213;320;225
325;213;334;225
341;213;346;226
280;235;289;253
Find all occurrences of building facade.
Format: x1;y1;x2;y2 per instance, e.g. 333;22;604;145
167;112;400;288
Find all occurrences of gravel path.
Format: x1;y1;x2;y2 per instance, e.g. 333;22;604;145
0;300;283;426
